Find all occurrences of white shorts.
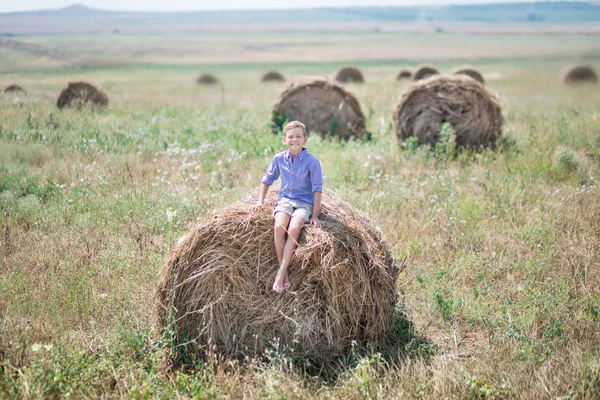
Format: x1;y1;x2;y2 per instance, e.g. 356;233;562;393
273;198;313;222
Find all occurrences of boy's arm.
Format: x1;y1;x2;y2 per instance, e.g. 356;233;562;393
308;158;323;226
250;182;270;211
310;191;322;226
250;156;279;211
257;183;270;206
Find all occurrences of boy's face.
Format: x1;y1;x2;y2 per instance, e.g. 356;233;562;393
282;127;307;154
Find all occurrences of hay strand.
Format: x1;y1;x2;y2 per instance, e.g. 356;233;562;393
155;191;396;366
393;74;503;148
272;78;366;139
56;81;108;109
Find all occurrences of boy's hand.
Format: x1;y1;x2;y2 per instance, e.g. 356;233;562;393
310;217;322;227
249;203;264;211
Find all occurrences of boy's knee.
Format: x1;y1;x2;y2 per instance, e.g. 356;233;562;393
288;224;304;237
274;222;287;235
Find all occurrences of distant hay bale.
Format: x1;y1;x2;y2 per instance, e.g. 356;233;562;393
261;70;285;82
335;66;364;83
4;84;26;95
412;64;439;81
155;191;396;366
562;65;598;84
272;79;366;139
197;73;219;85
396;70;412;80
56;81;108;109
452;66;485;84
393;74;503;148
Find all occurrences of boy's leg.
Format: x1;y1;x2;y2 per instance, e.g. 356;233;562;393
273;211;291;266
273;215;306;292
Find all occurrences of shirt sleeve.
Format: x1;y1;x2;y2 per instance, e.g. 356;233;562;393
309;158;323;193
261;156;280;186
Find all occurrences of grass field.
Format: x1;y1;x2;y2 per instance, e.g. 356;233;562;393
2;31;600;72
0;32;600;398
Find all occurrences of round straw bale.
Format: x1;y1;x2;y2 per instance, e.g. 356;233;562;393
393;74;503;148
335;66;364;83
452;65;485;84
56;81;108;109
261;70;285;82
197;73;219;85
272;79;366;139
397;70;412;80
4;84;26;95
412;64;439;81
155;191;396;366
562;65;598;84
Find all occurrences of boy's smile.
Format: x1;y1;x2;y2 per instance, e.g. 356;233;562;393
283;126;307;156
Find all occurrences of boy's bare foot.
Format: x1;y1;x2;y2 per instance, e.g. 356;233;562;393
273;268;290;293
272;269;283;293
283;272;290;290
272;280;283;293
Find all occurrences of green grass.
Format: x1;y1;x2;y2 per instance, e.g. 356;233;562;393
1;56;600;399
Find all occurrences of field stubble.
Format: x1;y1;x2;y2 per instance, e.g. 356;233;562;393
0;60;599;398
1;31;600;72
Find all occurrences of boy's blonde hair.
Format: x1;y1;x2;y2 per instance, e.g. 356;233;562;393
283;121;307;136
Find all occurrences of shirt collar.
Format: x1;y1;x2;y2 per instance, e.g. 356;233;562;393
284;147;307;161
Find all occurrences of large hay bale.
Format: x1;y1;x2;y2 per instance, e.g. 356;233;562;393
397;70;412;80
4;84;26;95
56;81;108;109
261;70;285;82
452;65;485;84
197;73;219;85
412;64;439;81
335;66;364;83
562;65;598;84
272;79;366;139
155;191;396;366
393;74;503;148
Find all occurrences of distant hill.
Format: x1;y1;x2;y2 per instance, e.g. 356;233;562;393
1;2;599;34
4;4;115;17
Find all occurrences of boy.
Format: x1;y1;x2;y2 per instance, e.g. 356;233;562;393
250;121;323;293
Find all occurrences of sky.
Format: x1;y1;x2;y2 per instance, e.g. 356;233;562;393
0;0;545;13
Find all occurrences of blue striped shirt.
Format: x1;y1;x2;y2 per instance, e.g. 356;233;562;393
261;148;323;205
